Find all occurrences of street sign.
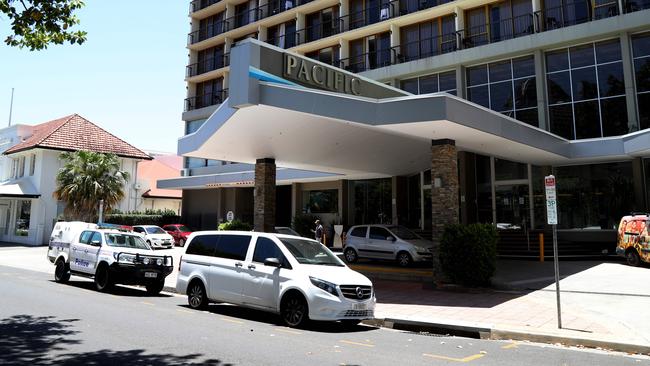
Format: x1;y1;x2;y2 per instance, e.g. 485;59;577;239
226;211;234;222
545;175;558;225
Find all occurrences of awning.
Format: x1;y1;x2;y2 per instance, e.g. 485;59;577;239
0;180;41;198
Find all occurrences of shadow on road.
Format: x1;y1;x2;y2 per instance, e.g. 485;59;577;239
52;280;173;298
177;304;379;333
0;314;230;365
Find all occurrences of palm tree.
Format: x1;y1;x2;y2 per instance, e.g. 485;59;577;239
53;151;130;222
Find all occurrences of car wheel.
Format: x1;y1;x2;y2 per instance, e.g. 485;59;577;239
341;319;362;328
146;280;165;295
54;259;70;283
626;250;641;267
396;251;412;267
94;264;113;292
344;248;358;263
187;280;208;310
179;238;185;247
281;293;309;328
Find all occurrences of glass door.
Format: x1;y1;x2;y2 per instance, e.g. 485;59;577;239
495;184;530;230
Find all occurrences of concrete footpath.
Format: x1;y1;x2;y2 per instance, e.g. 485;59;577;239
2;244;649;355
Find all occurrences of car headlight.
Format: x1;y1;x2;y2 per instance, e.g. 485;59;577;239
117;254;136;264
143;257;150;265
415;246;427;252
156;258;163;266
310;277;338;296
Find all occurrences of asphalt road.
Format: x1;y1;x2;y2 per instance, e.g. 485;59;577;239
0;265;648;366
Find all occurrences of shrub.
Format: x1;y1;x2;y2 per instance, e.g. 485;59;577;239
218;219;252;231
439;223;498;287
292;213;319;237
104;213;181;227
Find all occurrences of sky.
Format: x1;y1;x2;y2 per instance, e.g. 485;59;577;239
0;0;189;154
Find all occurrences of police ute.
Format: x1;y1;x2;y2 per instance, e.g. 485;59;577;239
47;222;173;294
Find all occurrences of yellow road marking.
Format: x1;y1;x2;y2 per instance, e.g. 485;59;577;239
340;340;375;348
220;317;244;324
423;353;485;363
140;301;155;306
176;309;193;314
501;342;518;349
275;328;302;335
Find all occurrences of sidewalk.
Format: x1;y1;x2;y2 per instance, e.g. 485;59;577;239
2;245;649;354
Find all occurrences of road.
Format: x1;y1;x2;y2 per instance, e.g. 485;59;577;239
0;265;647;366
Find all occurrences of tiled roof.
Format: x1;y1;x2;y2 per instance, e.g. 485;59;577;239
4;114;151;160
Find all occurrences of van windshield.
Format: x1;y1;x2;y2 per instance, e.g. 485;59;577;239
386;226;420;240
280;238;344;266
104;233;150;250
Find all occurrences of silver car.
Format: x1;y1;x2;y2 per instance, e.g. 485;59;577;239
343;225;433;267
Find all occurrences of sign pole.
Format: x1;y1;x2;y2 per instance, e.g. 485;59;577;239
544;175;562;329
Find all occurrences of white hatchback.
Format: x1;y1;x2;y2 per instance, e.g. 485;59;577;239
133;225;174;249
176;231;375;327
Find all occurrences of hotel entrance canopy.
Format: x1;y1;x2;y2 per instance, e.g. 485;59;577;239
162;39;650;189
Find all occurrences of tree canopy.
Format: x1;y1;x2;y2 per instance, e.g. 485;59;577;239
53;151;130;222
1;0;86;51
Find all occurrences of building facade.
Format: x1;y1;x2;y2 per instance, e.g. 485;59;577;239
168;0;650;253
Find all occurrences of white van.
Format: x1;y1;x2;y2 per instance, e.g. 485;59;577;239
48;222;174;294
176;231;375;327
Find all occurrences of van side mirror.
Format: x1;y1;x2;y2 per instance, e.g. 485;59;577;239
264;258;281;267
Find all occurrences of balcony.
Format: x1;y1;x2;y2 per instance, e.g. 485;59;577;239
266;32;298;49
458;13;535;49
188;21;230;45
185;89;229;111
296;19;344;45
189;0;219;14
534;0;618;32
391;33;457;65
339;49;392;73
340;2;395;31
186;53;230;78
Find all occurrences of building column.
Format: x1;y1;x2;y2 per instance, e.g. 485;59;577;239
431;139;459;279
620;33;639;132
455;64;466;99
534;49;549;131
632;157;646;211
254;158;276;232
390;23;400;64
458;151;477;224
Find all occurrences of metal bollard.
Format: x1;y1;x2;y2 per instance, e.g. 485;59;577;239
539;233;544;262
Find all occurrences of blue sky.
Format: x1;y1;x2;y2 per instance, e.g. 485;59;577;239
0;0;188;153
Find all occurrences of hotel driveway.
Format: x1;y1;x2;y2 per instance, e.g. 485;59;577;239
1;244;649;353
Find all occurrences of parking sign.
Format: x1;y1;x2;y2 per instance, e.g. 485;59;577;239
545;175;558;225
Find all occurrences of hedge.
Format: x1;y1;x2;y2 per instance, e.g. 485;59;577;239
104;214;181;227
218;220;252;231
439;223;498;287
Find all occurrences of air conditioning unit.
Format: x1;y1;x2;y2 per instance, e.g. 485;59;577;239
181;168;190;177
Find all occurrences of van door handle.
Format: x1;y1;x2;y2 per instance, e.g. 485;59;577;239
235;262;243;268
248;264;256;270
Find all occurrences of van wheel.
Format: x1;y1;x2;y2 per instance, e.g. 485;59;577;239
626;250;641;267
179;238;185;247
54;259;70;283
344;248;358;263
281;293;309;328
94;264;113;292
146;280;164;295
396;251;412;267
187;280;208;310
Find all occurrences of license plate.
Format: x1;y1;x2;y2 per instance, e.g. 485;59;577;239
352;303;367;310
144;272;158;278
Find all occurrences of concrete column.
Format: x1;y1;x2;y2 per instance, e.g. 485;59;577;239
454;6;465;49
534;49;548;130
455;64;466;99
620;33;639;132
258;25;268;42
339;39;349;68
340;0;350;31
225;4;236;27
254;158;276;232
390;23;400;64
431;139;459;279
296;13;306;44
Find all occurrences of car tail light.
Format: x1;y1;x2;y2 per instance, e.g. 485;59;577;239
179;256;182;272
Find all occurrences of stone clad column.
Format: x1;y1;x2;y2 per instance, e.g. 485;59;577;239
431;139;459;279
254;158;276;233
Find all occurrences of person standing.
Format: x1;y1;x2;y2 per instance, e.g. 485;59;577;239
313;219;324;244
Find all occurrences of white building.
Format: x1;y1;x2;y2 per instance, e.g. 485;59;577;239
0;114;151;246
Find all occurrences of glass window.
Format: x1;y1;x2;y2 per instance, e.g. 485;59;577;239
399;71;456;95
546;39;628;138
253;237;289;267
633;33;650;131
419;75;438;94
186;119;206;135
352;178;392;224
104;233;149;250
215;234;251;260
29;154;36;176
467;85;490;108
349;226;367;237
303;189;338;213
280;237;344;266
79;231;93;244
601;97;629;136
490;81;514;112
186;234;219;256
489;60;512;83
145;226;166;234
400;78;419;94
494;158;527;180
512;56;535;78
439;71;457;92
467;64;488;86
15;200;30;236
369;226;393;240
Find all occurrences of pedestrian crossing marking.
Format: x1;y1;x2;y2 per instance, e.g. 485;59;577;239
423;353;485;362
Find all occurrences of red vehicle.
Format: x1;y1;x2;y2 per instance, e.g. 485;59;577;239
162;224;192;247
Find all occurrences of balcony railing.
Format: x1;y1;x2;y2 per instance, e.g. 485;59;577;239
186;53;230;78
189;0;219;14
624;0;650;12
266;32;299;49
188;20;230;45
296;19;344;45
534;0;618;32
339;49;392;73
339;3;395;31
459;14;534;49
391;33;457;65
398;0;454;16
185;89;229;111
